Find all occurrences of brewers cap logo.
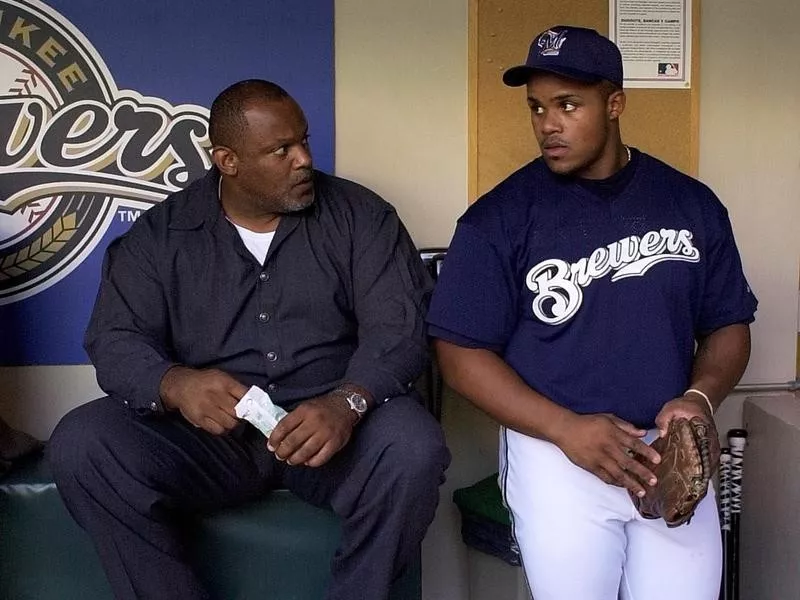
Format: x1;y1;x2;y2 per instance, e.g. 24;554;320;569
0;0;211;304
537;29;568;57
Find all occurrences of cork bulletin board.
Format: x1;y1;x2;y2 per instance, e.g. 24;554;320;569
469;0;701;200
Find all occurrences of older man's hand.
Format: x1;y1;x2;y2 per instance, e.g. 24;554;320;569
267;393;357;467
159;366;247;435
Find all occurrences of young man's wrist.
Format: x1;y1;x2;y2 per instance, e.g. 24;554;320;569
684;388;714;414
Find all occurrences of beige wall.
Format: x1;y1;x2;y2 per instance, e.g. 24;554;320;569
335;0;467;249
699;0;800;390
0;366;99;440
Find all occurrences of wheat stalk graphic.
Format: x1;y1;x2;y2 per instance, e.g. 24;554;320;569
8;67;39;95
0;213;77;280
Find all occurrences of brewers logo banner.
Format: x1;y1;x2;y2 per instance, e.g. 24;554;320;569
0;0;334;364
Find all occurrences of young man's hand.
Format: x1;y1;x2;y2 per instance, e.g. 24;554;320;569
555;413;661;498
655;394;720;474
654;393;714;437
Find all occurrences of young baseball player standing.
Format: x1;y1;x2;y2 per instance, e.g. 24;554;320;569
427;25;757;600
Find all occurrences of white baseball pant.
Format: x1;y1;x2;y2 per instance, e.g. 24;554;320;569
499;426;722;600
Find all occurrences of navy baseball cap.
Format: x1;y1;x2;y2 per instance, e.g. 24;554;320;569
503;25;623;88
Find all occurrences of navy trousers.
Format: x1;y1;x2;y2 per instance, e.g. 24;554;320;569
47;394;450;600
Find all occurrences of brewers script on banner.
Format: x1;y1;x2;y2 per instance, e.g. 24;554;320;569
0;0;334;364
0;0;211;305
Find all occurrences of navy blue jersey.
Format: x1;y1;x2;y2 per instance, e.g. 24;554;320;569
427;151;757;428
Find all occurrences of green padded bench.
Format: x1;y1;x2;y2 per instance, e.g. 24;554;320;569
453;473;519;566
0;453;420;600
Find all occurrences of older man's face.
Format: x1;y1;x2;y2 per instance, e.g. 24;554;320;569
231;97;315;215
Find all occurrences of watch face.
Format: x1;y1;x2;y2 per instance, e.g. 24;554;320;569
348;393;368;413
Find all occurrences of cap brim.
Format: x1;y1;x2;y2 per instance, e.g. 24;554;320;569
502;66;536;87
502;65;606;88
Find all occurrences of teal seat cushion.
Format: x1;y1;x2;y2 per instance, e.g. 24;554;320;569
0;453;112;599
0;454;420;600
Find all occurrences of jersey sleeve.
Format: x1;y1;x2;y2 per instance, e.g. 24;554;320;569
426;221;518;352
696;198;758;335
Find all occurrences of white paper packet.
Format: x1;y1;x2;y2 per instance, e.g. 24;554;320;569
234;385;288;438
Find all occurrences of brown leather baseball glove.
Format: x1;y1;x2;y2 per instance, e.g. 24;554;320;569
630;416;720;527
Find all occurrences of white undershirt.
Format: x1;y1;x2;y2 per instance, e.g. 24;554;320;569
219;176;275;265
231;223;275;265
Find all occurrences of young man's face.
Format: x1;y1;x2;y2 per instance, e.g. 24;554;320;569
526;72;623;180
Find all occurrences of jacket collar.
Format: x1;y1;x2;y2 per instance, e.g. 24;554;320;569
168;166;223;230
168;167;323;231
